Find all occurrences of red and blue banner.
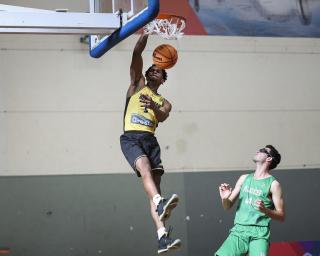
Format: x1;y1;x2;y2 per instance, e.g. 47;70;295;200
270;241;320;256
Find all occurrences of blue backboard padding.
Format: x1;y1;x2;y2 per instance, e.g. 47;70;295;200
89;0;159;58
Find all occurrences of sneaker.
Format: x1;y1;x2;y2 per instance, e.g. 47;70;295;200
158;227;181;254
156;194;179;222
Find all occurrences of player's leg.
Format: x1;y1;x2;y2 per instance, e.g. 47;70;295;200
215;226;249;256
248;238;269;256
152;173;181;254
120;133;179;254
248;225;270;256
121;132;178;221
136;156;178;221
144;134;179;221
120;132;160;201
136;156;159;199
149;172;164;230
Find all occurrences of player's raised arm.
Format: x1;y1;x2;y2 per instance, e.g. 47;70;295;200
128;34;148;94
219;174;247;210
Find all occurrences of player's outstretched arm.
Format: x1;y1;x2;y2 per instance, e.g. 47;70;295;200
127;34;148;97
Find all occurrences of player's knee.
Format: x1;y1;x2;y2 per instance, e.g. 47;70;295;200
139;167;152;178
136;158;152;176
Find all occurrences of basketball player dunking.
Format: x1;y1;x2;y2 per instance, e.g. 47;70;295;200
120;33;181;254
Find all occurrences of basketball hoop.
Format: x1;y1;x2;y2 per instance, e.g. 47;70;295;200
143;13;186;40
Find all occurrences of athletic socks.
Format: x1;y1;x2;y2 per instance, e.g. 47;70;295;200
157;227;167;240
153;194;162;206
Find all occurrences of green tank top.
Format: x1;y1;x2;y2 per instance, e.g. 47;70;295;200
234;173;276;227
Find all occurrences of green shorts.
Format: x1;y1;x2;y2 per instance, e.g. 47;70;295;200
215;224;270;256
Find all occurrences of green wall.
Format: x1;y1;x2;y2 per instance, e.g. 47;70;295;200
0;169;319;256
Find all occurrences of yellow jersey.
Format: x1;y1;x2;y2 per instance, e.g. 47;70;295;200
124;86;165;133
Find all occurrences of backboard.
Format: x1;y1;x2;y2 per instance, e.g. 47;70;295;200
0;0;158;58
89;0;159;58
93;0;147;16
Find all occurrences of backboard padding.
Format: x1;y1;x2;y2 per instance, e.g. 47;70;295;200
89;0;159;58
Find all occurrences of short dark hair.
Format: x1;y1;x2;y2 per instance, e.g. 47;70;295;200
265;145;281;170
145;64;168;83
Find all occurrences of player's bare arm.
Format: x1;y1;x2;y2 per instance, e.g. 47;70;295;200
219;174;248;210
140;96;172;122
255;180;285;222
127;34;148;98
154;99;171;122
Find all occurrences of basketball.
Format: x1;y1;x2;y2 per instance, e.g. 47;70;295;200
152;44;178;69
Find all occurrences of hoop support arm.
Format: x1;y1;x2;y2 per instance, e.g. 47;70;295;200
89;0;159;58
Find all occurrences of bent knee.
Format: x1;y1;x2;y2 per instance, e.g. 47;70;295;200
136;157;151;175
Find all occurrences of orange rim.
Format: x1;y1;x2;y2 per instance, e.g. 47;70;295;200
156;13;186;22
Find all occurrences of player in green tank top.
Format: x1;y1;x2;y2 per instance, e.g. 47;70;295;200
215;145;285;256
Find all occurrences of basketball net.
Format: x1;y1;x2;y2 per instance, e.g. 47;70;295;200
143;14;186;40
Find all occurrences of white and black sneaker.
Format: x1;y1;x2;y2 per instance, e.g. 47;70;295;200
158;227;181;254
156;194;179;222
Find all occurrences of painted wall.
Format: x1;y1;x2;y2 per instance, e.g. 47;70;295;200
1;33;320;175
0;169;319;256
1;0;320;176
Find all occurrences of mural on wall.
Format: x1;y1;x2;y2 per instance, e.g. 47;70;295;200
187;0;320;37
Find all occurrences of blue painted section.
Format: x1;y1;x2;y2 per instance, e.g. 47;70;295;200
89;0;159;58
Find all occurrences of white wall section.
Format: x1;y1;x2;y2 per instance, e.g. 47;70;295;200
0;32;320;175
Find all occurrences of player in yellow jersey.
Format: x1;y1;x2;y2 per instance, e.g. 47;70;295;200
120;33;181;254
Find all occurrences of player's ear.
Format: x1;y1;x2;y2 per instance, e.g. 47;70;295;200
266;157;273;163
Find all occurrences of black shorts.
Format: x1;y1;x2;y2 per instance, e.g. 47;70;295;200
120;131;164;177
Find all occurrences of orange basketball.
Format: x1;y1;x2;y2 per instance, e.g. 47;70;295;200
152;44;178;69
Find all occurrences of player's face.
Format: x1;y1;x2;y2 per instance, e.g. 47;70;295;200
147;66;163;83
253;147;271;163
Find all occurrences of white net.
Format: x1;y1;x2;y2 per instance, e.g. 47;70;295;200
144;15;186;40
